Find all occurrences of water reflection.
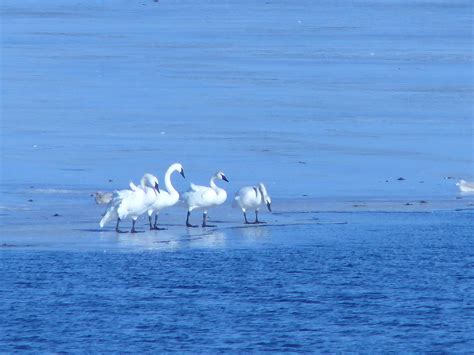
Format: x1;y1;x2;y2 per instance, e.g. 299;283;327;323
185;230;227;249
96;227;228;251
237;225;270;239
95;224;273;251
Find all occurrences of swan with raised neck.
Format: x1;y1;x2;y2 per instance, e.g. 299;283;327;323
147;163;185;230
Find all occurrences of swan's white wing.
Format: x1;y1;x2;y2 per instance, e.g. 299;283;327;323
101;187;150;226
237;186;261;209
116;188;149;217
188;183;214;196
129;181;139;191
189;183;202;192
245;186;259;197
200;187;217;201
115;189;133;199
182;184;217;208
181;183;203;202
148;190;174;211
100;188;135;227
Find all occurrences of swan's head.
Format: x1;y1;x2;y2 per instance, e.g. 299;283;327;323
215;171;229;182
258;182;272;212
141;173;160;194
171;163;185;179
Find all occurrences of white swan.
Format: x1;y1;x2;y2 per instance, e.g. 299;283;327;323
234;183;272;224
99;173;160;233
181;171;229;227
146;163;185;230
457;179;474;193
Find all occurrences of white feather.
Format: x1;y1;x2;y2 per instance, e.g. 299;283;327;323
181;171;228;212
234;182;272;213
147;163;185;217
99;174;159;228
457;180;474;193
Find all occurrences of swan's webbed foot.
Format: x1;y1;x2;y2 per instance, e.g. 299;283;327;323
152;215;167;230
186;211;198;228
243;211;251;224
254;211;266;224
130;220;139;233
202;213;216;228
149;216;158;230
116;218;128;233
150;224;164;231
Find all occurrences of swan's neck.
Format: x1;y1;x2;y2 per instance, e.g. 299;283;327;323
144;186;159;199
164;166;178;196
254;187;262;200
210;177;226;200
210;177;223;192
210;177;218;190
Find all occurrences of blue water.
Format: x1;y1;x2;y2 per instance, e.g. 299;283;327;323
1;212;473;352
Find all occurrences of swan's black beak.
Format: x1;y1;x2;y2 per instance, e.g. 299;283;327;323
267;202;272;212
155;182;160;194
222;175;229;182
180;169;185;179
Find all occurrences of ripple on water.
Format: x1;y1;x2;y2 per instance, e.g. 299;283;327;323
1;212;473;352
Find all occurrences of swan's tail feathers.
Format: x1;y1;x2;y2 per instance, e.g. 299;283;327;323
232;195;240;208
99;206;117;228
180;191;189;203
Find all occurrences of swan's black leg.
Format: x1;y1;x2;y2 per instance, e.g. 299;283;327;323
149;215;157;230
153;214;167;230
131;219;138;233
115;218;127;233
186;211;198;228
255;210;266;224
202;212;216;228
243;211;251;224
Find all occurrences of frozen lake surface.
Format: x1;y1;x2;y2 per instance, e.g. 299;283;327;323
1;0;473;352
1;0;472;197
